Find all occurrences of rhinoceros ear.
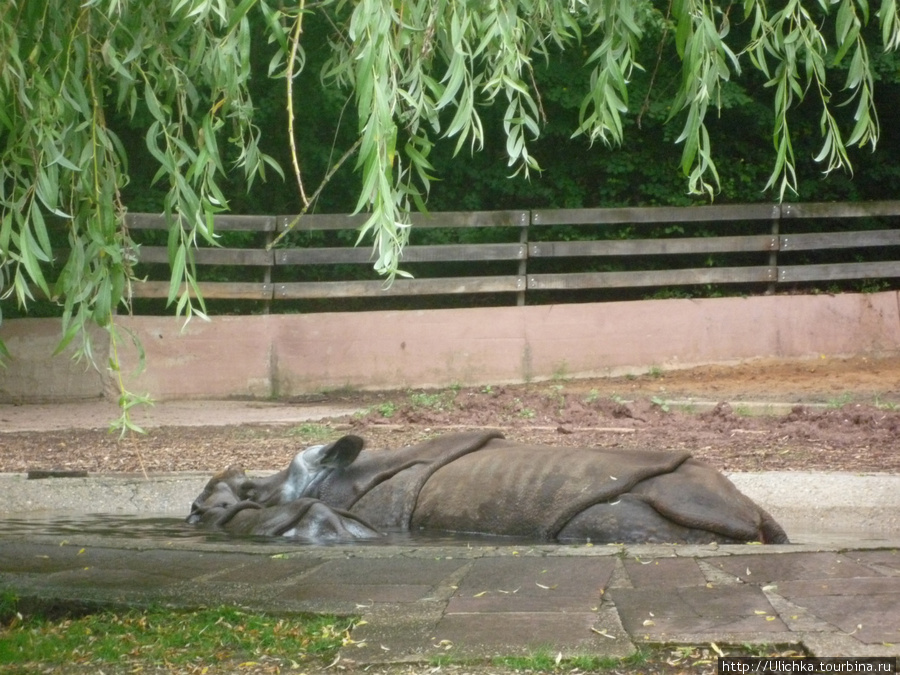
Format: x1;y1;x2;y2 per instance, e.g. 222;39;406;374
307;435;365;470
322;435;365;467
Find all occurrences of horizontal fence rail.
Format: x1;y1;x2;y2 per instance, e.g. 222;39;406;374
125;201;900;309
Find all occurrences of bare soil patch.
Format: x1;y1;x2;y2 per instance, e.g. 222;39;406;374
2;355;899;476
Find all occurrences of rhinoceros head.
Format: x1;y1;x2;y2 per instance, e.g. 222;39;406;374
186;465;247;524
186;447;381;541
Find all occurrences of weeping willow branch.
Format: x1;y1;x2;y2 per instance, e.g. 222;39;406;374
268;136;363;249
286;4;310;208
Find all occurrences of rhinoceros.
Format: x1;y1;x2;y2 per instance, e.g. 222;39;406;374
188;431;788;544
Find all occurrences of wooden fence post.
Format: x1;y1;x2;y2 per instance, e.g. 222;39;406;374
518;213;530;306
263;229;274;314
768;205;781;295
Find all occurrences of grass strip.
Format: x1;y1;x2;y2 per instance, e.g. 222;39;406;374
1;596;355;673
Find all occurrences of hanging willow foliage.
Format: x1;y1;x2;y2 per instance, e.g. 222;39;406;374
0;0;281;430
1;0;898;425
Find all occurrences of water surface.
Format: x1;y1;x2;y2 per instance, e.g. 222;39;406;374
0;512;539;547
0;513;894;549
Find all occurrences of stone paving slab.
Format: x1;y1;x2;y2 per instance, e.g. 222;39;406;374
609;585;788;636
2;536;900;662
446;557;616;613
206;556;323;583
622;556;708;588
777;576;900;596
306;557;470;587
776;589;900;645
431;611;607;656
712;552;879;582
845;550;900;576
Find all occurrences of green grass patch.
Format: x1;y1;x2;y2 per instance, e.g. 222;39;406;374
583;389;600;404
487;643;802;673
487;647;655;672
874;394;899;411
287;422;336;441
551;362;570;382
543;384;566;405
650;396;670;413
374;401;397;418
408;391;451;409
826;392;854;409
0;598;356;673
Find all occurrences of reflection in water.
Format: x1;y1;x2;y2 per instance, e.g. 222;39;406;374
1;514;221;542
0;513;539;547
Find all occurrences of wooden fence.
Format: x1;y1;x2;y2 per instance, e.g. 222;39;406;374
126;201;900;309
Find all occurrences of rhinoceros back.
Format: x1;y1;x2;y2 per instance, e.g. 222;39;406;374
410;439;689;539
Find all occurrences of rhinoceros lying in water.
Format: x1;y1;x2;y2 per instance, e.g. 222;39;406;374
188;431;789;544
185;465;381;540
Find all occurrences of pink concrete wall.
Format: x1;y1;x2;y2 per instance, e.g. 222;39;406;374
268;308;531;393
521;292;900;379
108;316;276;400
0;319;108;401
2;292;899;401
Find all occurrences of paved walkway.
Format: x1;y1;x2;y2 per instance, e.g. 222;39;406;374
2;531;899;661
0;399;361;433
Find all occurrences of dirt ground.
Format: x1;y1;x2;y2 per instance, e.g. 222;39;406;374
2;355;899;476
